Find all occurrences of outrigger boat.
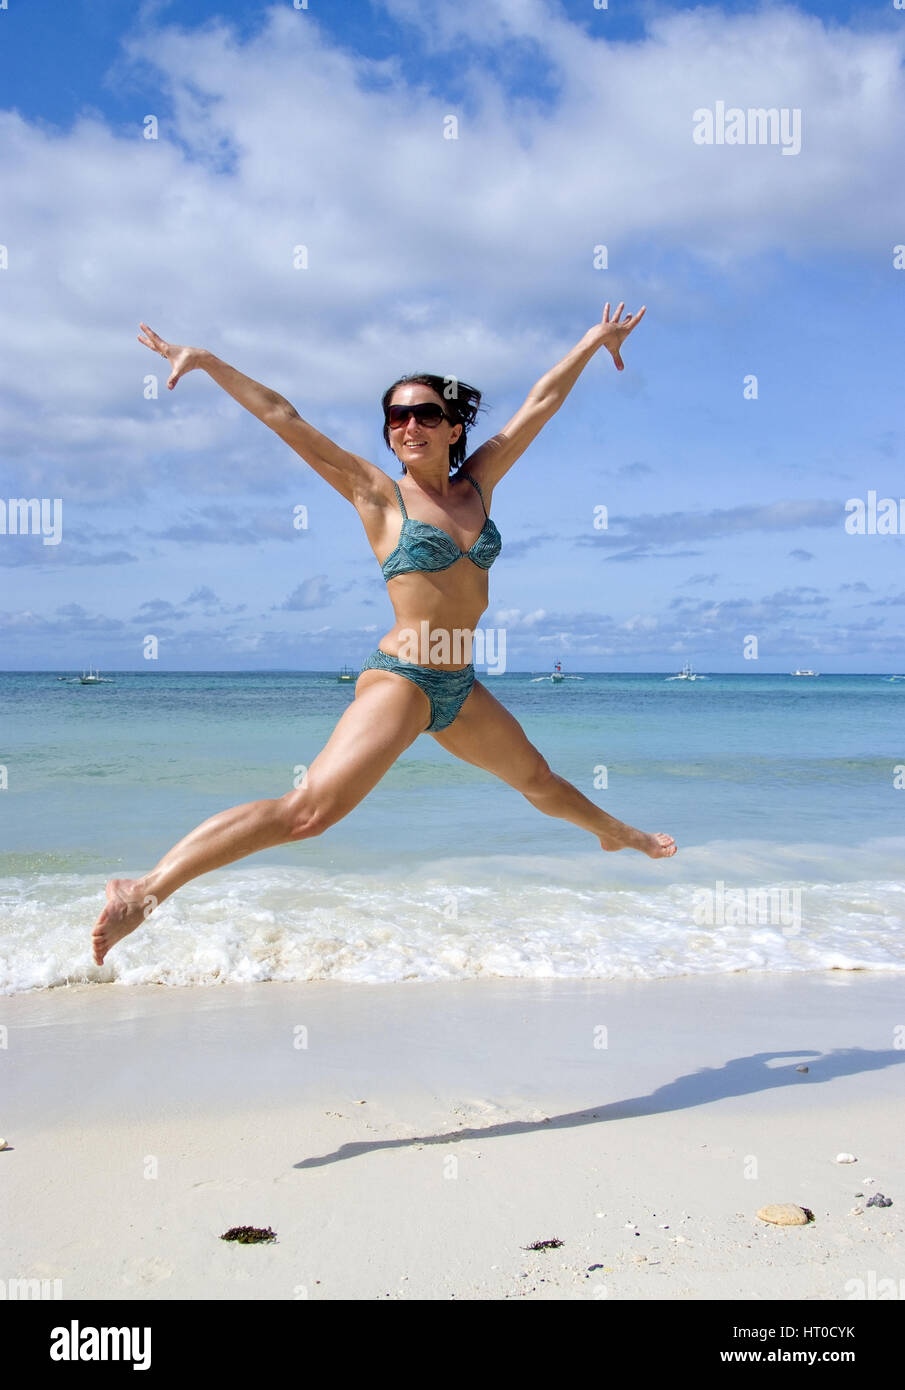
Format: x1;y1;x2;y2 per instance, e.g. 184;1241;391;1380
666;661;706;681
530;661;583;684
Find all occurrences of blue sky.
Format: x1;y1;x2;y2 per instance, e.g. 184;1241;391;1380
1;0;903;671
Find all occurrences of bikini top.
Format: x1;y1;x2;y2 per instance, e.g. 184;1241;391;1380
380;473;502;582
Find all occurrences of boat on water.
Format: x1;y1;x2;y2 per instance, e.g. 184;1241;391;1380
337;665;354;682
78;667;113;684
530;661;584;684
666;661;706;681
790;668;819;677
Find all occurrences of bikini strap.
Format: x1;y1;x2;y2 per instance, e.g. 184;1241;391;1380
465;473;488;517
392;479;408;520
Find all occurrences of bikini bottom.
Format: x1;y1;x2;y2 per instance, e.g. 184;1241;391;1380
359;648;475;732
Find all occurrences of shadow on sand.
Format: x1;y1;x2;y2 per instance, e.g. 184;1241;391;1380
294;1046;904;1169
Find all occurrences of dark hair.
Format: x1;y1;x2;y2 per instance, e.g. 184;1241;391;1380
381;373;485;475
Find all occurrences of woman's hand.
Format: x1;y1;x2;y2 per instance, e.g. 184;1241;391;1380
596;301;646;371
137;322;206;389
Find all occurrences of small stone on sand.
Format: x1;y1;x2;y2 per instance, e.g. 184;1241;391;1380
756;1203;814;1226
835;1153;856;1163
0;1138;8;1150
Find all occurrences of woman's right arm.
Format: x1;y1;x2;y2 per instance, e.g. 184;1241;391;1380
137;323;385;506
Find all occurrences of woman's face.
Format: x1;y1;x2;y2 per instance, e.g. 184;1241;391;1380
387;383;462;471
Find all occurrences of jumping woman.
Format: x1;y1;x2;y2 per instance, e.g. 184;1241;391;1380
92;304;676;966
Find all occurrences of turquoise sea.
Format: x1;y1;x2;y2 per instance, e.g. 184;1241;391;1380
1;670;903;992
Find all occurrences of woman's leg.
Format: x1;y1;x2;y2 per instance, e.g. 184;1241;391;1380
91;670;432;963
430;680;677;857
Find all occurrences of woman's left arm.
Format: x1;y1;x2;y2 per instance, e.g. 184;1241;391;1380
465;302;646;492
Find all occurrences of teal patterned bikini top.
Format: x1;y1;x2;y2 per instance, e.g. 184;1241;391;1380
380;474;502;582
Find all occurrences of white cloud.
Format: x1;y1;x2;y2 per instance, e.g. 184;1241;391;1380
277;575;336;610
494;606;548;628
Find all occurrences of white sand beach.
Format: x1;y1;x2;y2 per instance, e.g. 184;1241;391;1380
3;971;903;1301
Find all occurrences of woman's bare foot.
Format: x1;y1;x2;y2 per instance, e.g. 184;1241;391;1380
599;824;677;858
92;878;158;965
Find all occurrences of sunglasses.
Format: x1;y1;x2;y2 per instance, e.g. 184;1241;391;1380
385;403;451;429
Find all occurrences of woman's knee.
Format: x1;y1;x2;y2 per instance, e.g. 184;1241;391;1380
278;789;332;841
276;681;426;842
518;755;557;800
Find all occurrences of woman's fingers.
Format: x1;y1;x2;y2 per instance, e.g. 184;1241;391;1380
137;322;182;386
137;322;169;357
601;301;646;331
600;301;647;369
137;324;194;389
